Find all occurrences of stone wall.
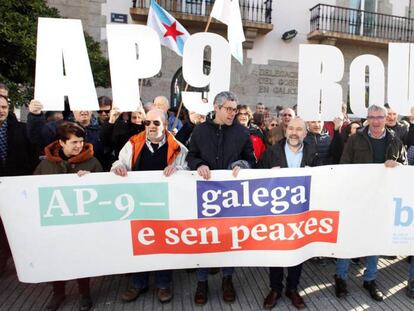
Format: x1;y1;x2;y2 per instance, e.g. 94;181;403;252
46;0;105;43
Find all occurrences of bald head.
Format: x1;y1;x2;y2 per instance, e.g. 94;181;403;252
145;109;167;143
289;117;306;129
153;96;169;113
146;108;166;123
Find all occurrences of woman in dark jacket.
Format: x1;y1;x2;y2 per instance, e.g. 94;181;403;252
35;122;102;311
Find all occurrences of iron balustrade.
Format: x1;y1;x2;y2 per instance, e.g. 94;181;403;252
310;3;414;42
132;0;272;24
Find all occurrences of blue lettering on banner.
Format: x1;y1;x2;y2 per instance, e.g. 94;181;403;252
196;176;311;218
394;197;414;227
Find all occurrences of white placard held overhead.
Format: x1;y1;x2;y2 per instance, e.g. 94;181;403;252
181;33;231;114
34;18;98;111
297;45;344;121
349;55;385;117
107;24;162;112
388;43;414;115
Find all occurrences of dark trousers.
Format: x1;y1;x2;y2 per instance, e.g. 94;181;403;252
0;218;11;268
269;264;302;293
132;270;172;289
52;278;90;296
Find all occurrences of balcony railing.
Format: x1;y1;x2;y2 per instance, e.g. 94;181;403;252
310;3;414;42
132;0;272;24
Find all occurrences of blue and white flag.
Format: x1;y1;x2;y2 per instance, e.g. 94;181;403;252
147;0;190;56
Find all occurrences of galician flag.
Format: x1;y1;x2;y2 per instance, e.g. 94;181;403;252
147;0;190;57
211;0;246;64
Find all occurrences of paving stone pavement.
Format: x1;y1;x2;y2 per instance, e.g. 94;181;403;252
0;257;413;310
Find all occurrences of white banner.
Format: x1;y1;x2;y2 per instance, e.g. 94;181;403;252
0;165;413;283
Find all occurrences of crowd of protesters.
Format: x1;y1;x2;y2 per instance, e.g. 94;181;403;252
0;82;413;310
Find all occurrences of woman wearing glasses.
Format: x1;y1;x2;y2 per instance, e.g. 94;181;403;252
236;104;267;160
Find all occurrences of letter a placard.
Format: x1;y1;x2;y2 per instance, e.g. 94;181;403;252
34;18;98;111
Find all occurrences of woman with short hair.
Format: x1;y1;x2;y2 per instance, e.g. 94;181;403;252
35;122;102;311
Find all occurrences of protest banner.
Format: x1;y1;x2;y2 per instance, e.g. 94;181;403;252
0;164;413;283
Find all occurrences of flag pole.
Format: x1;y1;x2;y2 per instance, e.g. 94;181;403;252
204;15;213;32
139;79;144;102
172;15;214;132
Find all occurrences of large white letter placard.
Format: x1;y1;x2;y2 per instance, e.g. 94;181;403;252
107;24;161;112
388;43;414;115
349;55;385;117
297;45;344;121
181;33;231;115
35;18;98;111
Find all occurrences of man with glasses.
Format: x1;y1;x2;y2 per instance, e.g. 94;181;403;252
334;104;406;302
186;91;255;305
111;108;187;304
97;96;112;124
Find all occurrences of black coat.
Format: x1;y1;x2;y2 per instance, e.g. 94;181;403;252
175;121;195;148
0;113;39;176
257;139;321;168
100;120;145;158
186;118;256;170
27;113;110;170
340;127;407;164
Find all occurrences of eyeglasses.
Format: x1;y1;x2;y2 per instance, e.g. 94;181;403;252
98;109;110;114
270;123;277;127
220;106;238;114
143;120;161;126
282;114;292;117
367;116;386;120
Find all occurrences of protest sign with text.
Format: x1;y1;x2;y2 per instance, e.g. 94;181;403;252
34;17;414;118
0;165;413;283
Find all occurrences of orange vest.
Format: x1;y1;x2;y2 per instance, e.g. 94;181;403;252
129;131;181;168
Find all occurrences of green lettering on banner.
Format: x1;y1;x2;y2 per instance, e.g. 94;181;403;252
38;183;169;226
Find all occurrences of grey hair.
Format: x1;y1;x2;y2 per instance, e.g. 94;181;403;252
367;105;387;117
281;107;296;117
154;96;170;110
214;91;238;106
